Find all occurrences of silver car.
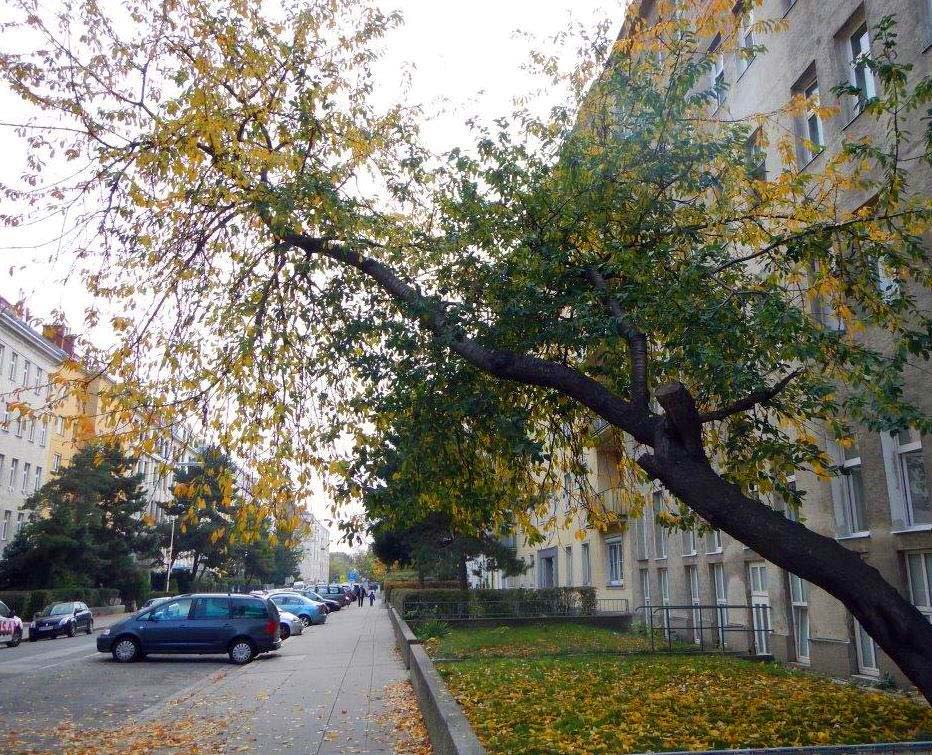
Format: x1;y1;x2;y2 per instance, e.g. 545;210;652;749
278;610;304;640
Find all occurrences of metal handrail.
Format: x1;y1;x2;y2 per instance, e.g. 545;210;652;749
634;603;772;654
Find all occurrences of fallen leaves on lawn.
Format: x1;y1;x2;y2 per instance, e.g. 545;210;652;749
439;654;932;754
374;680;432;755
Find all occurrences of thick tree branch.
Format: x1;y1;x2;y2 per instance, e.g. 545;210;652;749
283;233;656;444
698;368;804;423
585;266;650;410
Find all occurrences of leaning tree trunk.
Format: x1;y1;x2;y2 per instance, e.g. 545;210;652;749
639;384;932;700
457;553;469;591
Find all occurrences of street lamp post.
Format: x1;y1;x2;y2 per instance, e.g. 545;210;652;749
163;459;202;593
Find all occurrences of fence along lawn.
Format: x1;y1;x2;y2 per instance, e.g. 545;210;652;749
430;626;932;754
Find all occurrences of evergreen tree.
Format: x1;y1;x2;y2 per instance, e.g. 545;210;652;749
0;444;159;589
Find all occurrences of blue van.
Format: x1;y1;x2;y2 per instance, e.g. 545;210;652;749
97;594;281;665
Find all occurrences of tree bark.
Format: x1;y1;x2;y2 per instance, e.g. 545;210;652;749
286;234;932;702
458;553;469;591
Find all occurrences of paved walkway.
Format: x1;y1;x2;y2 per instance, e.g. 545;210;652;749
143;603;409;754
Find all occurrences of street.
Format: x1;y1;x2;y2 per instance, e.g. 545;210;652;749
0;604;416;754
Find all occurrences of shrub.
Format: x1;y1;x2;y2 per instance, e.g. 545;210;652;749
0;590;31;617
27;589;52;619
416;617;452;641
395;587;598;621
115;568;151;610
383;579;458;605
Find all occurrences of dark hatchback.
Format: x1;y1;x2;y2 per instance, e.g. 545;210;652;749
97;594;281;665
31;601;94;640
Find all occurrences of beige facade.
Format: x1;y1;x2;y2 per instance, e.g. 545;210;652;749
508;0;932;689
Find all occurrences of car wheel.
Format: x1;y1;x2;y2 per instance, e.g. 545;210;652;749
66;622;75;638
228;638;255;665
86;619;93;635
112;636;140;663
28;632;37;642
299;614;312;628
280;623;291;640
6;628;22;648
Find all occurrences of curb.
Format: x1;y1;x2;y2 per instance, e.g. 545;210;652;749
640;745;932;755
389;607;485;755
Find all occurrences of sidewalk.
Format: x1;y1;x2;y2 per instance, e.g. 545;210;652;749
142;603;414;754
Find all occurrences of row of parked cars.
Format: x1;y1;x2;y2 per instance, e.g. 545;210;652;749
95;584;370;665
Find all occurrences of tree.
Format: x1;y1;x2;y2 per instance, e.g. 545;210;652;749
3;1;932;696
329;552;354;583
160;447;238;586
0;445;160;589
371;512;527;589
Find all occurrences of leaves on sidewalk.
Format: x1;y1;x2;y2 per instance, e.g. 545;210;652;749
374;680;432;755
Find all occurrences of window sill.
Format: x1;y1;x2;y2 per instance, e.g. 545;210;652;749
606;582;625;589
798;150;824;172
682;551;698;558
891;524;932;535
842;107;867;132
735;57;756;85
654;556;668;562
836;531;871;541
705;550;723;556
635;556;649;562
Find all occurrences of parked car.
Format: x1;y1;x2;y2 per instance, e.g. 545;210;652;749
278;610;304;640
97;594;281;665
30;602;94;640
315;584;352;606
267;593;327;626
301;590;340;612
292;580;305;590
0;600;24;647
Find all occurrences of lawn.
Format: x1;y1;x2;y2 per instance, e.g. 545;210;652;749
436;653;932;753
424;622;677;659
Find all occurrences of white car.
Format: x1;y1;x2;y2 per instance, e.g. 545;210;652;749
278;610;304;640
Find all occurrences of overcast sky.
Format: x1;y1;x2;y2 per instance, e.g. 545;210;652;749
0;0;625;546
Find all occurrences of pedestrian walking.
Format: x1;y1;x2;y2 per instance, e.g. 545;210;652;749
356;586;364;607
368;588;375;606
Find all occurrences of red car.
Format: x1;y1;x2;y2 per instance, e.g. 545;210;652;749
0;599;24;647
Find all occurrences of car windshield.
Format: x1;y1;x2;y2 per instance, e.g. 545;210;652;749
306;592;323;601
41;603;73;616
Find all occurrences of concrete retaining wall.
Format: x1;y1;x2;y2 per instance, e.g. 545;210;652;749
389;606;485;754
649;744;932;755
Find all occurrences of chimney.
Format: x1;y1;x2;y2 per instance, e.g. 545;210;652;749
42;324;77;356
62;334;77;357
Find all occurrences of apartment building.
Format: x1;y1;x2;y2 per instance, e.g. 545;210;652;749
508;0;932;689
0;301;67;554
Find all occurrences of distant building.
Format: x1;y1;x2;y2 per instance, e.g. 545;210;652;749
298;514;330;584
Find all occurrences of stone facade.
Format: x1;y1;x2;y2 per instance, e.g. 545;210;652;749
298;514;330;585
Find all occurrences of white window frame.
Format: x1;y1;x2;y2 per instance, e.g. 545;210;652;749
788;573;810;663
39;419;48;447
581;542;591;586
8;458;17;490
564;545;574;587
737;9;755;74
13;416;22;438
21;462;31;495
837;440;868;536
849;23;876;115
855;620;879;676
8;351;17;382
896;430;929;529
22;359;30;388
682;528;697;556
709;35;726;108
15;512;24;535
640;567;651;607
606;536;624;586
705;528;723;554
905;551;932;623
635;513;650;560
686;564;701;644
658;567;671;636
797;77;824;165
711;562;728;647
27;419;35;443
52;453;62;473
34;466;42;492
0;511;9;540
653;491;667;559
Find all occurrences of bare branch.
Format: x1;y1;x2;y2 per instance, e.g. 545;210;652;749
698;368;804;423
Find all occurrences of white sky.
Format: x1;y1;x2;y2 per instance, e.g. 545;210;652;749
0;0;624;545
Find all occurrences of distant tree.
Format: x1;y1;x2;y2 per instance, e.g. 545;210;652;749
329;552;354;582
0;445;159;589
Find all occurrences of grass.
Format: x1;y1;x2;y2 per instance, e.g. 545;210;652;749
424;622;678;659
428;624;932;753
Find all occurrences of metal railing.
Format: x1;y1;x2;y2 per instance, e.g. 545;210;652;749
634;603;772;654
596;598;629;614
402;597;597;623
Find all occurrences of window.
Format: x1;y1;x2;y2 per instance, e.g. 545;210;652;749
564;546;574;587
192;597;231;619
0;455;4;485
55;415;64;434
34;366;42;391
8;351;17;382
52;453;61;472
736;6;755;74
705;528;723;554
794;73;824;165
749;562;767;592
849;23;875;114
808;263;845;331
34;466;42;492
746;128;766;180
8;459;17;490
905;551;932;622
788;573;810;663
838;439;868;535
640;568;651;607
682;528;697;556
14;416;22;437
653;491;667;559
39;419;47;447
896;429;929;528
855;620;879;676
709;35;726;108
711;562;728;646
606;537;624;586
686;564;701;643
0;344;4;375
230;597;268;618
22;359;31;387
21;462;31;494
658;568;671;635
27;419;35;443
562;473;572;513
1;511;9;540
635;513;650;560
581;543;592;586
1;407;7;432
15;513;24;534
151;598;193;621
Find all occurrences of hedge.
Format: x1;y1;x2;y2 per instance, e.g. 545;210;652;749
394;587;598;621
382;580;459;605
0;587;122;618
